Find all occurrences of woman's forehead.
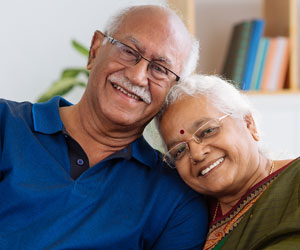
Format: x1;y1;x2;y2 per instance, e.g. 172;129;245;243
165;95;219;119
161;96;219;134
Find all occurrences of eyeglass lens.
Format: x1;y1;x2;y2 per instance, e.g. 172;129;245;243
113;41;176;84
164;119;222;167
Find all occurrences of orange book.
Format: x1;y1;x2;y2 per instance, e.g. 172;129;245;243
260;38;278;90
264;0;297;90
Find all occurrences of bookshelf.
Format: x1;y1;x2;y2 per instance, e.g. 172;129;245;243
165;0;300;158
168;0;300;94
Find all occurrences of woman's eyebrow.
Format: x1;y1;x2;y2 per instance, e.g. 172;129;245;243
191;118;208;131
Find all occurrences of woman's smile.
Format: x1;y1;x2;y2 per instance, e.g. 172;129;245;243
198;156;225;176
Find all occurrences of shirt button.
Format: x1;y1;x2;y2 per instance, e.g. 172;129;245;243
76;158;84;166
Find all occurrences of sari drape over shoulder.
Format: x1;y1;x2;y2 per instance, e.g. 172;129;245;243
205;158;300;250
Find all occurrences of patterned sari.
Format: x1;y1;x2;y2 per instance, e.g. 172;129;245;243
203;158;300;250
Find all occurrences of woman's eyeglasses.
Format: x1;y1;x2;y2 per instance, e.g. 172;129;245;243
163;114;230;168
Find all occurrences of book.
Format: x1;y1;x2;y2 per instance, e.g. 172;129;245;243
264;0;297;90
268;37;289;91
222;21;252;88
249;38;269;90
241;19;265;90
255;38;270;90
260;38;278;90
260;37;289;91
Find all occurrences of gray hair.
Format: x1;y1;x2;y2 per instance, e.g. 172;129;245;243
156;74;261;135
154;74;270;156
102;4;199;83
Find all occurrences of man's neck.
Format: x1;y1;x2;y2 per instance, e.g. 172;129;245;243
59;103;144;167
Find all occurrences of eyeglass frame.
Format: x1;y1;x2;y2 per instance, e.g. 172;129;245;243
97;30;180;83
163;113;230;169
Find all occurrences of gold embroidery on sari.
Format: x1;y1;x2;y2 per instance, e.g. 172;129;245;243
203;175;278;250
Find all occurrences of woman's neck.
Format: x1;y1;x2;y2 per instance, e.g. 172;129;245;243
218;156;273;214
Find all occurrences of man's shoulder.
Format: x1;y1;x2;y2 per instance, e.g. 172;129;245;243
152;153;187;186
0;98;32;108
145;149;203;200
0;98;33;120
132;136;195;193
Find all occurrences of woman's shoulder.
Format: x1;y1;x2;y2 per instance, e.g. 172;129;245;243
274;157;300;176
274;158;299;171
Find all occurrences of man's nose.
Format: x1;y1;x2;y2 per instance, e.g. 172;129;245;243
124;59;149;87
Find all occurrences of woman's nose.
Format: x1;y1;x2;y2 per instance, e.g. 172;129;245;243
188;140;210;164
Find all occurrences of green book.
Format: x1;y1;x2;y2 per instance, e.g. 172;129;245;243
222;21;253;88
249;38;269;90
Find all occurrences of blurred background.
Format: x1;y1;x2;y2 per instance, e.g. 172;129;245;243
1;0;299;158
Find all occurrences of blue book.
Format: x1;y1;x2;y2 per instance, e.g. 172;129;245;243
249;38;269;90
249;38;265;90
255;38;269;90
241;19;265;90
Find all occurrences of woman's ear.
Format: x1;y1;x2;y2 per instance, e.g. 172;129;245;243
244;114;259;141
87;31;104;70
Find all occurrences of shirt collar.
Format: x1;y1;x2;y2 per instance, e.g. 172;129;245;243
32;96;158;168
103;137;159;169
32;96;72;134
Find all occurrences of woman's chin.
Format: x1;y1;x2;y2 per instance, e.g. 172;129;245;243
189;180;235;197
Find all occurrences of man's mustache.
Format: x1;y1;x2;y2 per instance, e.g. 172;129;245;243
108;72;152;104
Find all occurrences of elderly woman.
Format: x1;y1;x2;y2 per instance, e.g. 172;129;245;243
156;74;300;250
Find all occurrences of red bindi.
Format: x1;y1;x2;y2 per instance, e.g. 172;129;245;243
180;129;184;134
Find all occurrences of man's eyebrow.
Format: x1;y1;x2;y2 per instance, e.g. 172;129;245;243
127;36;172;66
128;36;146;54
154;56;171;66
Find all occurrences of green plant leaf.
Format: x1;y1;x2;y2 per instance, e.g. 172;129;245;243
61;68;90;79
37;78;86;103
36;39;90;102
72;40;89;58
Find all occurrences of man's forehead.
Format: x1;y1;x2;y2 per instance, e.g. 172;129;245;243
113;6;191;68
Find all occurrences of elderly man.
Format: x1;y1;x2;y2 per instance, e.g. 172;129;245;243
0;4;207;250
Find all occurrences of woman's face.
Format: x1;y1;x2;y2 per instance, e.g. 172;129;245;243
160;95;260;197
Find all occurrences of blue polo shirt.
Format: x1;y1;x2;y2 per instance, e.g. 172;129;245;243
0;97;208;250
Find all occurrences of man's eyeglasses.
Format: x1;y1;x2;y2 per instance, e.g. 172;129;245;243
98;31;180;86
163;114;230;168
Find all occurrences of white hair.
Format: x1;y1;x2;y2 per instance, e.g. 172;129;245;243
155;74;272;156
158;74;256;122
102;4;199;83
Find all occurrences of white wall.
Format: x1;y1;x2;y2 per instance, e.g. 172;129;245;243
1;0;299;159
0;0;165;103
194;0;263;74
248;94;300;159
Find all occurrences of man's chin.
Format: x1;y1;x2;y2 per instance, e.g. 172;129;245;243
104;112;147;129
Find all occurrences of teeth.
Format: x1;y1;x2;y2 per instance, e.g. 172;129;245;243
201;157;224;176
113;84;140;101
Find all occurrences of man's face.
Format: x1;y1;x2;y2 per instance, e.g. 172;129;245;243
85;7;191;129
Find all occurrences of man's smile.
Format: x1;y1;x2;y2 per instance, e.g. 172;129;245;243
111;82;141;102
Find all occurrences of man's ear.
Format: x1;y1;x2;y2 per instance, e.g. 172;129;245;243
87;31;104;70
244;114;259;141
